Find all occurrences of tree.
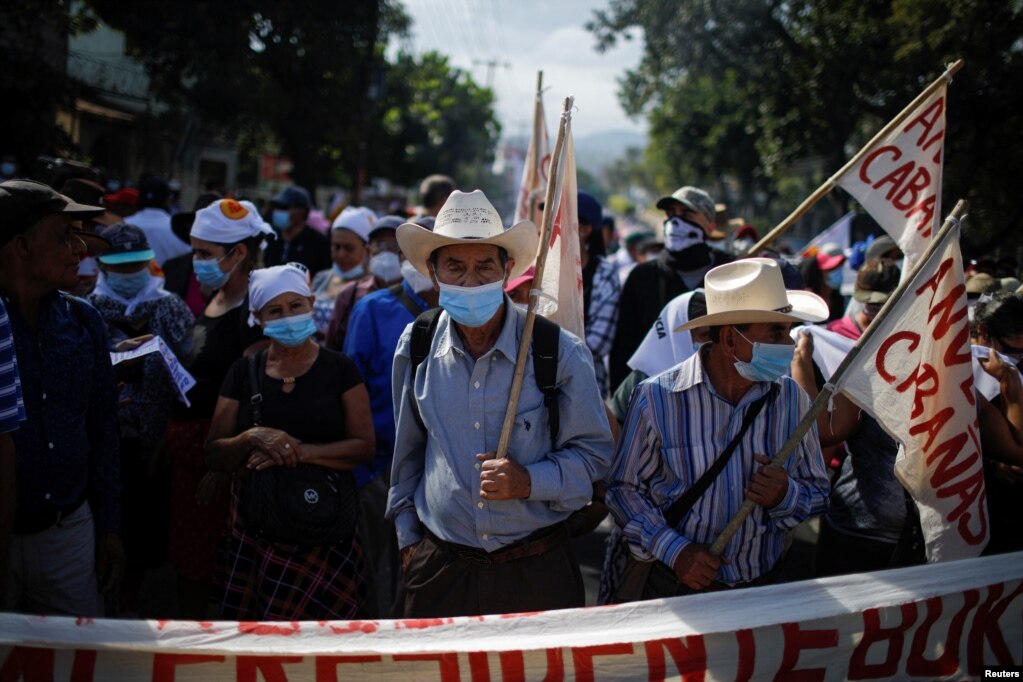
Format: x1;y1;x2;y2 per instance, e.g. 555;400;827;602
588;0;1023;253
0;2;97;173
369;51;501;190
83;0;410;191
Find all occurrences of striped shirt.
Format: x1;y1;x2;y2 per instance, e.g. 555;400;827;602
585;256;620;397
605;349;829;585
0;297;26;434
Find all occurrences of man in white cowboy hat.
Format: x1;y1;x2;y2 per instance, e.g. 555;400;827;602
605;257;831;600
386;189;614;618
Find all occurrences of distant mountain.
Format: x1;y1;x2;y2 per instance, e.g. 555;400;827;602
573;129;648;176
501;129;648;178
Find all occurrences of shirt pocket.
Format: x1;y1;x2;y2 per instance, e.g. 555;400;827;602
508;399;549;465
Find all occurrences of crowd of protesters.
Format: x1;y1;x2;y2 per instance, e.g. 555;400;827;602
0;166;1020;623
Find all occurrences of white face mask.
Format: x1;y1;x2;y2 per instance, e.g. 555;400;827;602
400;259;434;293
369;251;402;283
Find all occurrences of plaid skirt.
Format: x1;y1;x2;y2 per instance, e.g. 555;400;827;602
214;480;366;621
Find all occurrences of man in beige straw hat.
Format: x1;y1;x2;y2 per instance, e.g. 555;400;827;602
386;189;614;617
605;257;831;600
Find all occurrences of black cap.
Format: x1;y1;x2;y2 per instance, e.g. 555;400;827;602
0;179;106;247
138;177;170;207
96;223;155;264
170;192;222;243
271;185;311;209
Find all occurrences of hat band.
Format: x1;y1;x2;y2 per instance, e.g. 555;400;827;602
774;304;793;314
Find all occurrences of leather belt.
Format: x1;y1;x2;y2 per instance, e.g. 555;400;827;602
425;523;568;565
13;496;87;536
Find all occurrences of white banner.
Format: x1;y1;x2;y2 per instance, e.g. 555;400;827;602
801;212;857;295
537;108;585;340
513;90;549;226
1;553;1020;680
110;336;196;407
835;84;946;272
837;224;988;561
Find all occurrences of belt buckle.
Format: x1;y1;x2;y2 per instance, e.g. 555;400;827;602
457;549;492;565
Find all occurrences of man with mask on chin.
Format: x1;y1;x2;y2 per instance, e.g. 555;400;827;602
606;258;831;600
609;186;733;390
386;190;614;618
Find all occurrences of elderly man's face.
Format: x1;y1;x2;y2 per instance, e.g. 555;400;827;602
430;243;512;288
727;322;795;364
17;213;88;291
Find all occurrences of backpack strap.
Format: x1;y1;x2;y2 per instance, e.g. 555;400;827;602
389;282;426;318
409;307;561;447
530;315;560;447
410;307;443;373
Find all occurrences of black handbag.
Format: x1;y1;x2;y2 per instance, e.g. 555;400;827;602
239;351;357;547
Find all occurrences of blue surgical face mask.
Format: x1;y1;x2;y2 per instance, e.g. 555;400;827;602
825;268;844;290
271;209;292;231
332;262;365;280
262;312;316;347
193;250;234;289
438;279;505;327
732;328;794;382
105;268;151;299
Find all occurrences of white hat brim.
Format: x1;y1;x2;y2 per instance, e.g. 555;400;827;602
397;219;539;279
674;290;829;331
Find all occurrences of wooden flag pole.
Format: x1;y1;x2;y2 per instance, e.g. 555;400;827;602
746;59;964;256
496;95;574;462
710;199;968;555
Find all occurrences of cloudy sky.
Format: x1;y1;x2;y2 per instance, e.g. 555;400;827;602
390;0;648;139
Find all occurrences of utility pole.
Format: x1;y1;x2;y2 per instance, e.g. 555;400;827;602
473;58;510;89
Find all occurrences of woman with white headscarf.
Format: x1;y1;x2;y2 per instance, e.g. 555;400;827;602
205;263;374;620
166;198;274;618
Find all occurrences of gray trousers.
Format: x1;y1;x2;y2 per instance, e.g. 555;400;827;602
6;502;103;617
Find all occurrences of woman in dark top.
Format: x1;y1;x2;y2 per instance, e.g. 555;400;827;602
167;199;274;617
206;264;374;620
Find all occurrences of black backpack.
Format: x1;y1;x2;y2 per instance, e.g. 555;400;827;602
409;308;560;446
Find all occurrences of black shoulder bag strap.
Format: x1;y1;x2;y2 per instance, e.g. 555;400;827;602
247;350;266;427
388;282;427;319
531;315;560;447
664;391;771;528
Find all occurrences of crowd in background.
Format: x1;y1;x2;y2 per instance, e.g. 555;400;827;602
0;165;1020;622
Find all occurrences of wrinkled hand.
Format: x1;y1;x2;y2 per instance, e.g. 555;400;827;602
978;347;1012;382
400;541;422;573
672;544;728;591
477;451;531;500
746;454;789;508
195;471;230;505
244;427;301;468
97;533;126;594
994;462;1023;486
792;330;814;371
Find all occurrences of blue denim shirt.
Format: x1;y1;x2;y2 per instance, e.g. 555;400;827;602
5;292;121;534
386;299;614;551
343;282;430;485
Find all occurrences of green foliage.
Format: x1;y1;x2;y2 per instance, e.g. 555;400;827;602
81;0;406;190
588;0;1023;254
370;51;500;188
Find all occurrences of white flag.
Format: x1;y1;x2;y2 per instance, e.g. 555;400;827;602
801;212;856;294
537;115;585;340
513;91;549;226
835;84;947;271
837;223;988;561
